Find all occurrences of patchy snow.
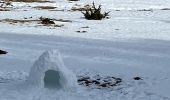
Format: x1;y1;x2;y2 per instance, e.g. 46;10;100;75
1;0;170;40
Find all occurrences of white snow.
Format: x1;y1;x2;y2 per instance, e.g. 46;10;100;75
0;0;170;100
0;32;170;100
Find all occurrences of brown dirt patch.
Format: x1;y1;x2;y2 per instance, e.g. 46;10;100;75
70;4;91;11
160;8;170;10
33;6;57;10
2;0;53;3
0;8;10;11
0;19;39;24
0;18;72;23
0;18;71;27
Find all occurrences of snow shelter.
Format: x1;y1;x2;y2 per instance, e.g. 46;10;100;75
28;50;77;90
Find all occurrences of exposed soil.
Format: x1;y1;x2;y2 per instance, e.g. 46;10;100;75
33;6;57;10
0;18;71;24
2;0;53;3
77;75;122;89
0;19;39;24
160;8;170;10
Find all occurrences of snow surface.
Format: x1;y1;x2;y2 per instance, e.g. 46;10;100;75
0;32;170;100
0;0;170;100
1;0;170;40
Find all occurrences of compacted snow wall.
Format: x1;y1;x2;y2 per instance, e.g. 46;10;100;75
28;50;77;90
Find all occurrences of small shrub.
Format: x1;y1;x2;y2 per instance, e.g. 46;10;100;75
39;17;55;25
82;2;110;20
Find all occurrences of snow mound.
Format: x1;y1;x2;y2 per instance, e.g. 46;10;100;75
28;50;77;90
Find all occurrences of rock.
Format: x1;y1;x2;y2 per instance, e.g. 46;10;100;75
85;79;92;84
99;83;107;87
133;77;142;80
92;80;100;84
0;50;7;55
115;78;122;84
77;76;90;82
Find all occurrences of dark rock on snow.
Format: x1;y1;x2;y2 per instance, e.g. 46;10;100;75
0;50;7;55
133;77;142;80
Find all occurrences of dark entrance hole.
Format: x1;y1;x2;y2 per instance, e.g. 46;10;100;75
44;70;61;89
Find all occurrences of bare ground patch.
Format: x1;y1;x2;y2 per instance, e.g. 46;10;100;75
33;6;57;10
160;8;170;10
0;19;39;24
2;0;53;3
137;9;153;12
0;18;72;27
70;4;91;11
49;9;65;11
0;1;13;11
0;8;11;11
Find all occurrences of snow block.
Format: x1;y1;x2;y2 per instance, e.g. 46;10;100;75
28;50;77;90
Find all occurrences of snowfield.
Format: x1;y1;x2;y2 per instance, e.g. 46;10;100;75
0;33;170;100
0;0;170;100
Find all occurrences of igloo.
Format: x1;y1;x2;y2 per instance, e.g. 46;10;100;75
28;50;77;90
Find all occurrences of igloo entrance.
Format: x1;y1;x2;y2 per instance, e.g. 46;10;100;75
44;70;61;89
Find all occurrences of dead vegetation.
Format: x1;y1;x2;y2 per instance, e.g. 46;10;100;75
39;17;55;24
81;2;110;20
68;0;79;1
0;8;11;11
0;1;12;6
33;6;57;10
0;17;71;28
0;19;36;25
160;8;170;10
137;9;153;12
70;4;91;11
0;1;13;11
49;9;65;12
2;0;52;3
77;75;122;89
0;19;39;24
81;26;89;28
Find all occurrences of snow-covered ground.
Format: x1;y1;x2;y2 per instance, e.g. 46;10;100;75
1;0;170;40
0;0;170;100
